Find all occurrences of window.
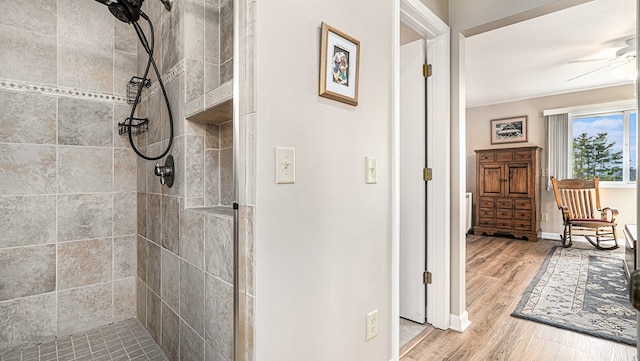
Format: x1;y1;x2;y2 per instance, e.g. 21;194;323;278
570;109;637;184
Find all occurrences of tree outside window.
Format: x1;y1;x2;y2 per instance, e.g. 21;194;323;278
571;110;636;183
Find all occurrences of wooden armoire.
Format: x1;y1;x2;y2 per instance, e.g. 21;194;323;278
473;146;542;241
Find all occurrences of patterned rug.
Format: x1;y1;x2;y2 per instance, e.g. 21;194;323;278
512;246;637;346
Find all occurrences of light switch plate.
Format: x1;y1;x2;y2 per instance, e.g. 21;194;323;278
365;156;377;184
276;147;295;184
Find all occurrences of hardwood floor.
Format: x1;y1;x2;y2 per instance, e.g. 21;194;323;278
401;235;637;361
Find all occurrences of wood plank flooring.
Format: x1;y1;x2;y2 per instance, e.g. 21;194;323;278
401;235;637;361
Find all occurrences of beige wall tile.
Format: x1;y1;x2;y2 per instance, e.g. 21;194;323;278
204;0;220;66
137;192;147;239
161;248;180;312
58;98;113;147
180;259;205;337
220;121;232;149
114;277;136;321
0;195;56;248
0;245;56;301
146;287;162;343
162;195;180;254
57;194;113;242
161;303;179;361
219;148;233;205
205;273;233;360
186;135;205;198
57;238;112;290
0;143;56;195
114;235;137;279
0;0;57;35
57;282;112;337
180;319;205;361
115;149;137;192
186;59;205;103
114;50;138;96
0;25;57;85
57;146;113;193
0;91;56;144
137;235;148;284
147;241;162;294
58;38;113;93
0;292;56;351
180;209;205;268
146;193;162;244
136;277;147;326
57;0;113;48
205;215;233;283
114;192;137;236
205;149;220;206
219;0;233;64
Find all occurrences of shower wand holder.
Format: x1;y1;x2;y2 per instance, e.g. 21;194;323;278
126;76;151;104
154;155;174;188
118;117;149;136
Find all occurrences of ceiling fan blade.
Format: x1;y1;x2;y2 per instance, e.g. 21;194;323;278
567;62;617;81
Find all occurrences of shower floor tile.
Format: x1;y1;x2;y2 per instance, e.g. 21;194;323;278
1;319;167;361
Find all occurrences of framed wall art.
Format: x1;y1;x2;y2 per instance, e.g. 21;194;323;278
319;22;360;106
491;116;528;144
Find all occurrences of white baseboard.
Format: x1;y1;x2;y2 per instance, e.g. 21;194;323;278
449;311;471;332
540;232;589;242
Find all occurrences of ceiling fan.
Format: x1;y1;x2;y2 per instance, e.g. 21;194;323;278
567;37;636;81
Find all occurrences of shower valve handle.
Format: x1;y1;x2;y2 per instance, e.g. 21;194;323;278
153;155;175;188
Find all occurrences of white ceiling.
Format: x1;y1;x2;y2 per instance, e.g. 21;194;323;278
465;0;636;108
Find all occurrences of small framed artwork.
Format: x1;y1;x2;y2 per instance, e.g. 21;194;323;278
319;22;360;106
491;116;528;144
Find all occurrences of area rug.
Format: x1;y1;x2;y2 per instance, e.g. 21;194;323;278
511;246;637;346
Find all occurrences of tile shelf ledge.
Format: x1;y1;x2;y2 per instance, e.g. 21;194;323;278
187;81;234;125
186;206;234;217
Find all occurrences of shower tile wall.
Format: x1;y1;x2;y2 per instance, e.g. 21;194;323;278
134;0;236;360
0;0;138;352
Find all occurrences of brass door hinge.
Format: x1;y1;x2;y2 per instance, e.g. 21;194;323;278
423;168;432;181
423;271;432;285
423;64;432;78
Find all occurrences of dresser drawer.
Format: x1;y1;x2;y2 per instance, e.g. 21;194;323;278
478;208;495;218
496;198;513;208
514;151;532;161
514;199;532;209
496;151;513;162
478;152;495;163
496;208;513;219
478;197;495;208
515;220;532;230
514;210;532;220
478;217;495;227
496;220;513;229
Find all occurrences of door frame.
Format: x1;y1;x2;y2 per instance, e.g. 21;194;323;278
392;0;451;358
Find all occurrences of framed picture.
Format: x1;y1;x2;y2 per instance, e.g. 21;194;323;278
319;22;360;106
491;116;528;144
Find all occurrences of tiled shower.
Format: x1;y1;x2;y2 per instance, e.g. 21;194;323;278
0;0;253;360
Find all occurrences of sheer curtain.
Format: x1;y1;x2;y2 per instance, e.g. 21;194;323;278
546;113;570;190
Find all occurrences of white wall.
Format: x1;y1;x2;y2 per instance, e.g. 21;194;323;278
466;84;636;237
255;0;393;360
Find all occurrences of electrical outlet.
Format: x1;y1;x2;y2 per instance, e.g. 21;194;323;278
541;213;549;222
366;309;378;341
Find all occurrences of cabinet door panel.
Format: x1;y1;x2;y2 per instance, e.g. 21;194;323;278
479;164;502;196
507;163;530;196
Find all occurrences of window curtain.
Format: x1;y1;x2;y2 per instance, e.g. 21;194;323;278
546;113;570;190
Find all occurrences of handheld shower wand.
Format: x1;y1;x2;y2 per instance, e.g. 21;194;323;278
93;0;174;162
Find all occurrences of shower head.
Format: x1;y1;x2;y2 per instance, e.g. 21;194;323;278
93;0;144;23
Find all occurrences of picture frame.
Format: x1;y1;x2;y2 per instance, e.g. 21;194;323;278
491;116;528;144
319;22;360;106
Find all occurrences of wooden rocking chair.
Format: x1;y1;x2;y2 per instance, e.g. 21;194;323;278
550;176;618;250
